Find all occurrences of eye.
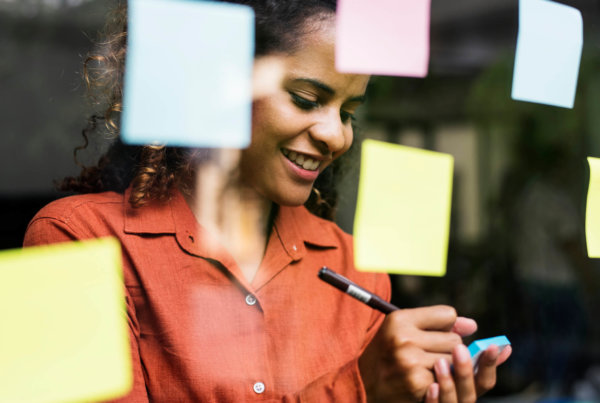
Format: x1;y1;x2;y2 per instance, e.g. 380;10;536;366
340;110;356;124
289;92;318;111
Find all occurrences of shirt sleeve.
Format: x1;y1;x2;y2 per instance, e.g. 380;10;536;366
24;216;150;403
283;273;391;403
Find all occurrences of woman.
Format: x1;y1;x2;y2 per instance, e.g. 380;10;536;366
24;0;510;401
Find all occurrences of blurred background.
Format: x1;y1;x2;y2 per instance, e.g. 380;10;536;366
2;0;600;401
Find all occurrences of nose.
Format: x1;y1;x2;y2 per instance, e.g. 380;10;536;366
308;108;347;155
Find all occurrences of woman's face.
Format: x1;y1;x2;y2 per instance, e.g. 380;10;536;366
240;16;370;206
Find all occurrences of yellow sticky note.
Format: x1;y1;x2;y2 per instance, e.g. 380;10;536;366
586;157;600;257
0;237;132;403
354;139;454;276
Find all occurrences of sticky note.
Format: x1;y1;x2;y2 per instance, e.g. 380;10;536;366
511;0;583;108
468;335;511;371
353;139;453;276
122;0;254;147
0;238;132;403
336;0;430;77
586;157;600;257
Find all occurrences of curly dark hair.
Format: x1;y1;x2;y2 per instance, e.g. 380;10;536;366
62;0;356;220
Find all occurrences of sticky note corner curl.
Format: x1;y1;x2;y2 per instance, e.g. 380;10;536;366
0;237;132;403
353;139;453;277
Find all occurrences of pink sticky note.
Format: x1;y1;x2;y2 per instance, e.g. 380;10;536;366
336;0;431;77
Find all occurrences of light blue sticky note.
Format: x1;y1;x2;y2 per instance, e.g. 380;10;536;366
468;335;511;371
512;0;583;109
122;0;254;147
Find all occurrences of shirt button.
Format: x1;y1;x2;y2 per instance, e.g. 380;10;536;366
253;382;265;394
245;294;257;306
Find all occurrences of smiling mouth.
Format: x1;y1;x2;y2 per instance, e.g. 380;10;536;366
282;149;321;171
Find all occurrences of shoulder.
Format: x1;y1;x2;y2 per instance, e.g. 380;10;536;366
24;192;125;246
31;192;123;220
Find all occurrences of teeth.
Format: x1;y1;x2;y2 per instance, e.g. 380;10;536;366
282;148;320;171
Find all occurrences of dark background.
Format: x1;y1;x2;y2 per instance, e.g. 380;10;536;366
2;0;600;400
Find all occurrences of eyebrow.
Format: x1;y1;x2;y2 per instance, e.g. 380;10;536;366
292;78;366;104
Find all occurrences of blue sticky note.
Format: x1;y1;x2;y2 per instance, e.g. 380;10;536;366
511;0;583;109
468;335;511;371
122;0;254;147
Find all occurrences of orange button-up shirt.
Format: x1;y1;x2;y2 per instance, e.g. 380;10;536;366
24;189;390;402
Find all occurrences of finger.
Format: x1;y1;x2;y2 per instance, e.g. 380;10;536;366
409;330;463;354
452;344;477;402
405;367;437;401
451;317;477;336
252;56;285;99
387;345;437;400
421;352;454;369
393;305;458;331
497;344;512;365
390;342;452;371
434;358;457;403
215;148;242;172
425;383;440;403
475;344;501;395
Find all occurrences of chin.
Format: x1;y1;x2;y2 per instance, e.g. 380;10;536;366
269;189;312;207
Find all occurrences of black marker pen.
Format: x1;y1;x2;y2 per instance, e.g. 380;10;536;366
318;266;399;314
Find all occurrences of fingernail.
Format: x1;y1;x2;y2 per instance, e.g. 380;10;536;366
455;344;470;364
427;383;440;399
454;317;478;333
435;358;450;376
458;317;477;328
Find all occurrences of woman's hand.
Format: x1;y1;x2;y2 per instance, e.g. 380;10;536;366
424;343;512;403
358;305;511;402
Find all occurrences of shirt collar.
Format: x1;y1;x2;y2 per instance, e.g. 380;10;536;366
123;187;339;257
123;187;179;235
274;205;339;261
124;187;223;260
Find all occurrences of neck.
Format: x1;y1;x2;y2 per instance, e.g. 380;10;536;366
183;160;273;283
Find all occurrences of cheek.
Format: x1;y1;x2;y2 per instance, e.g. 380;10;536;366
246;102;288;164
252;93;294;127
249;108;277;156
252;95;309;142
250;100;271;138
